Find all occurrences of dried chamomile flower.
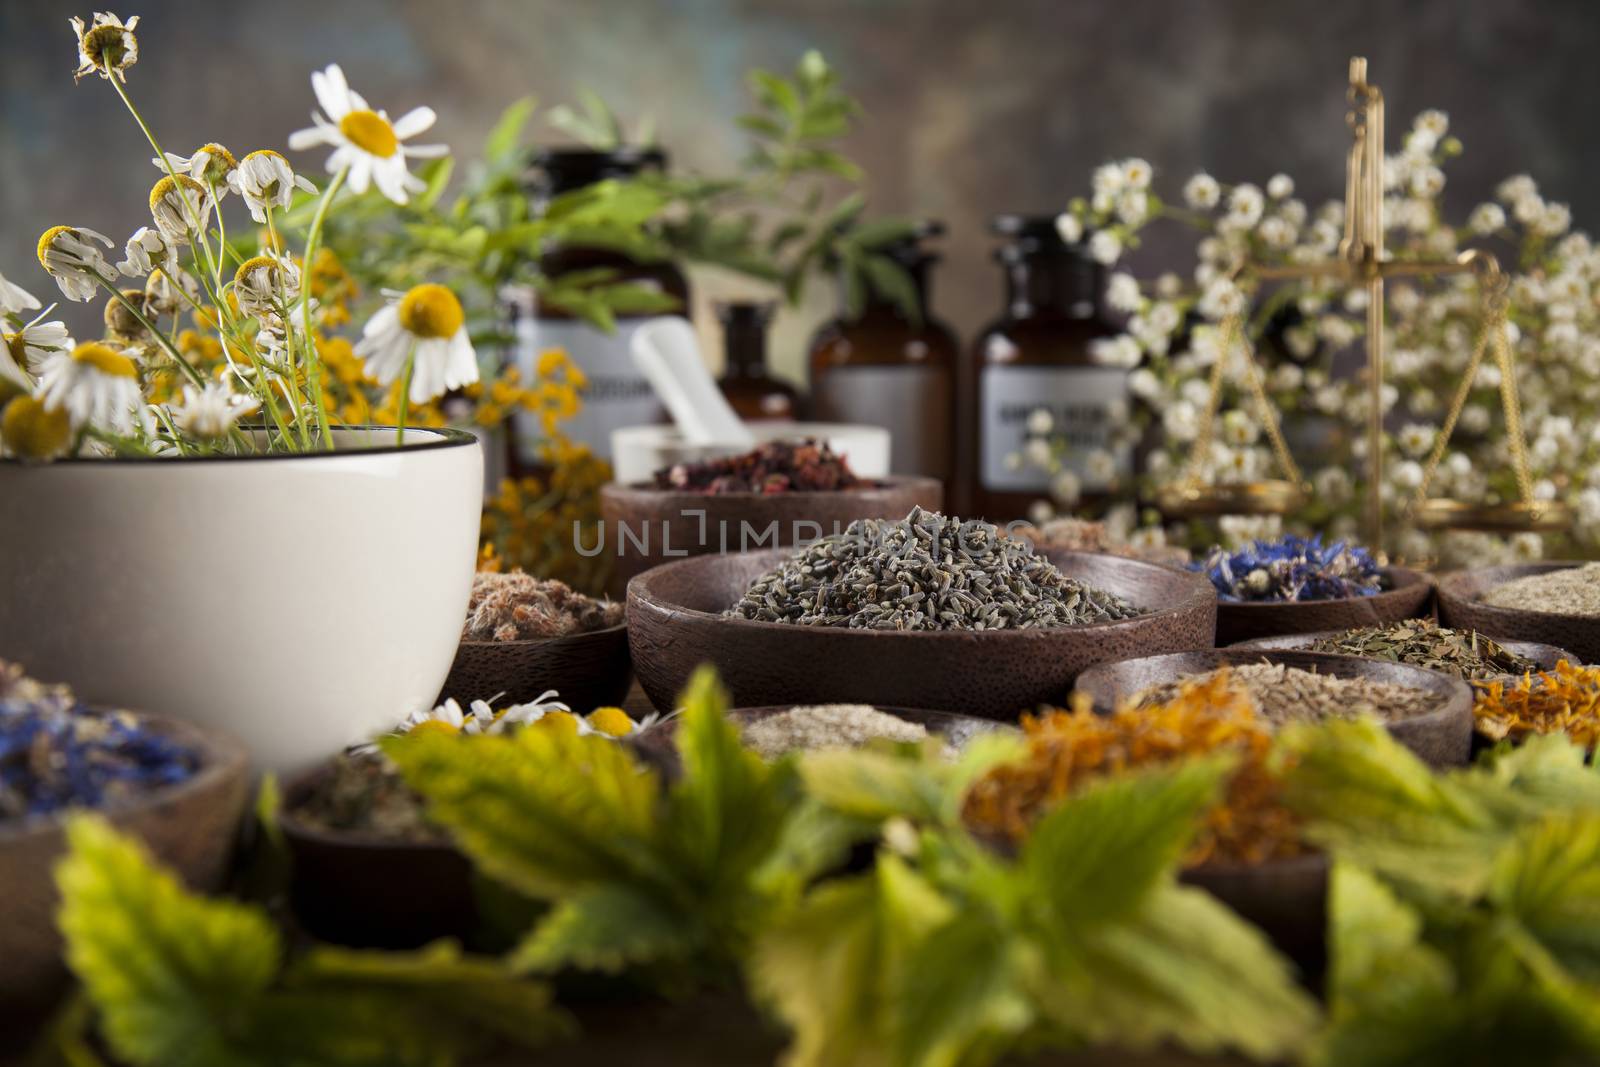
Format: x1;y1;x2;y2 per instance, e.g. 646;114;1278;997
34;340;142;434
153;143;238;190
37;225;116;303
69;12;139;83
1;396;73;460
232;253;301;318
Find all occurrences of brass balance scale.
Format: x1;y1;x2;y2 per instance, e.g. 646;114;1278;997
1155;57;1573;548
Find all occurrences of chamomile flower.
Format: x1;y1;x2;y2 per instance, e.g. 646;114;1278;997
0;270;40;316
227;150;317;224
3;315;71;383
117;226;177;278
37;225;115;303
1;397;73;460
397;697;496;738
354;284;478;404
152;143;238;191
69;12;139;82
35;341;142;434
143;266;198;317
232;253;301;318
148;174;213;242
168;381;259;440
287;64;447;204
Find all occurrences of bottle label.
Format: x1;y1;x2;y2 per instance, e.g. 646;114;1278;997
813;365;951;480
980;365;1131;492
510;316;675;462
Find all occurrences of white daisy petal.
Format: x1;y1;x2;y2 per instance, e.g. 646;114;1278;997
391;106;437;139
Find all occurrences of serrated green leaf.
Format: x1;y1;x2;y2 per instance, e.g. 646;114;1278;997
386;729;667;899
1325;862;1455;1019
1024;757;1231;928
511;884;696;975
56;815;282;1067
1489;813;1600;983
798;743;948;825
895;909;1032;1067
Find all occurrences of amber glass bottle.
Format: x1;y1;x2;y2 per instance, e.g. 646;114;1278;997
971;215;1125;522
807;222;959;483
715;301;798;422
502;147;689;472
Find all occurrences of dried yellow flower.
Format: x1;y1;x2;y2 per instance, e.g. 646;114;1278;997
1474;660;1600;747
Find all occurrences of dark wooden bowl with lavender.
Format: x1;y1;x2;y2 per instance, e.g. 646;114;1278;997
1193;535;1433;645
1074;649;1474;767
1231;623;1573;679
627;509;1218;719
438;570;632;712
1438;562;1600;664
1;665;250;1031
598;438;943;595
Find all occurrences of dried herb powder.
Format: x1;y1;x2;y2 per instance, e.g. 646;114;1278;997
740;704;930;759
727;507;1141;631
655;437;863;494
1134;662;1442;726
291;750;442;844
1474;660;1600;747
1193;534;1382;603
1481;563;1600;619
1308;620;1538;681
464;570;623;641
962;671;1303;867
0;659;200;821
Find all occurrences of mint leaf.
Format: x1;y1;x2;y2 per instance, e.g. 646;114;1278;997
511;884;695;975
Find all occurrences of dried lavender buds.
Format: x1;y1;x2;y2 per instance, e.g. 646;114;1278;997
1308;620;1538;681
741;704;930;759
1134;662;1443;726
1481;563;1600;618
727;507;1142;631
655;438;864;494
1193;534;1383;603
464;570;623;641
0;659;200;820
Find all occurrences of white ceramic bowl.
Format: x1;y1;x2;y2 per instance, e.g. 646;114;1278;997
609;421;891;484
0;427;482;772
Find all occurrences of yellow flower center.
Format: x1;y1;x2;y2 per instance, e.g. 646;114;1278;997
535;710;580;737
4;332;25;365
2;396;73;460
150;174;206;215
408;719;461;738
196;143;238;174
82;25;131;70
397;284;464;340
234;255;281;289
585;707;635;737
36;225;71;268
339;109;398;158
71;341;138;380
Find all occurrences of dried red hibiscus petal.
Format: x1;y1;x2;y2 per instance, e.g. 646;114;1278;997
655;438;866;495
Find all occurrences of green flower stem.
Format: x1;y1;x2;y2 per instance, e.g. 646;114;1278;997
298;165;349;449
396;348;415;448
262;203;314;451
207;178;228;296
95;274;205;389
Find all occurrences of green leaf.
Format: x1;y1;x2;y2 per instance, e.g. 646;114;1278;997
414;156;456;212
861;254;923;324
56;815;281;1067
1489;813;1600;984
483;96;537;165
895;909;1032;1067
386;729;667;900
1023;757;1231;927
749;70;801;121
590;282;682;316
511;884;696;975
1324;862;1455;1020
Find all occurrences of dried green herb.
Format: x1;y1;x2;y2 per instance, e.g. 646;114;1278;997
1308;620;1538;681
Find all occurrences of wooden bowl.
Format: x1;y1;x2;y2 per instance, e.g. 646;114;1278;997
599;476;944;596
1181;853;1329;987
0;713;249;1030
627;549;1217;718
278;761;476;950
1438;562;1600;663
439;623;633;712
1074;649;1473;767
1210;565;1434;646
1231;628;1575;676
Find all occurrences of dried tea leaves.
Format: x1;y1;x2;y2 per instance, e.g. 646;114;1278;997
655;437;863;494
1309;620;1538;681
1135;662;1442;726
727;507;1142;631
1481;563;1600;619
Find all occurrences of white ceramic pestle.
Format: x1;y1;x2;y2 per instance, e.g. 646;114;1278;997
630;316;755;449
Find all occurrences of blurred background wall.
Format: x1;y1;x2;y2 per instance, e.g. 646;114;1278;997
3;0;1599;380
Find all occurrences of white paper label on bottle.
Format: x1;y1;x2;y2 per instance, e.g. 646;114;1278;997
813;366;951;480
980;365;1131;492
510;316;675;461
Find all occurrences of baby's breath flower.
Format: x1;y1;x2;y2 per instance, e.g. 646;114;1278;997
0;270;41;316
227;150;317;224
116;225;176;278
354;284;478;404
168;381;259;439
1054;212;1083;245
1;396;73;460
1105;272;1141;313
1120;158;1153;190
1227;183;1264;228
1087;229;1121;266
35;340;142;433
232;253;301;318
287;64;447;204
1467;202;1505;235
148;174;212;241
1183;172;1220;210
36;225;115;303
69;12;139;82
1266;173;1294;200
153;143;238;190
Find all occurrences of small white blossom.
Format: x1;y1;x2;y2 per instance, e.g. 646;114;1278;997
1196;277;1245;321
1091;163;1125;197
1087;334;1141;368
36;226;116;303
1050;469;1081;507
1227;184;1264;228
1467;202;1505;235
168;381;260;440
1105;272;1142;313
1183;172;1220;210
1397;423;1435;457
1084;449;1118;484
1024;436;1053;468
1162;400;1200;443
117;226;177;278
1116;190;1149;226
1497;174;1537;203
1026;408;1054;435
1087;230;1122;265
1054;212;1083;245
1120;158;1152;190
1128;368;1160;400
1266;173;1294;200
